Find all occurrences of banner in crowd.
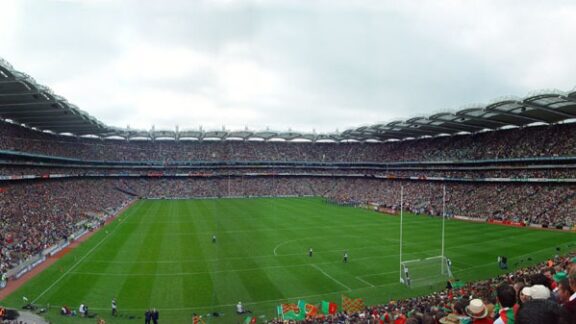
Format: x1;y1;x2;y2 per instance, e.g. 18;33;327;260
276;303;304;320
275;300;337;320
487;219;525;227
378;207;398;215
321;300;338;314
243;316;256;324
342;295;364;313
454;215;486;222
297;300;318;317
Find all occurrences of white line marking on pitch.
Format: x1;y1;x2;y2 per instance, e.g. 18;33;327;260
72;257;389;277
272;234;402;257
31;206;136;304
273;239;300;256
358;269;406;278
310;264;351;291
355;276;376;288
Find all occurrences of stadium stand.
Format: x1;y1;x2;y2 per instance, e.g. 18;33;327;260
3;58;576;323
267;253;576;323
2;121;576;162
2;118;576;273
0;179;132;272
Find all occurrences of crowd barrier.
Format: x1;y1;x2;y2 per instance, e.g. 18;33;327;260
6;254;46;280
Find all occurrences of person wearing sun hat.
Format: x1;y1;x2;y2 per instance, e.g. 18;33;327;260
466;299;493;324
438;313;460;324
521;284;551;301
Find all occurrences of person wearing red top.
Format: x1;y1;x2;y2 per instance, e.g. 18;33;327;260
393;312;406;324
466;299;494;324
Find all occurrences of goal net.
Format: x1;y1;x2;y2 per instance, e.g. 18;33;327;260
400;256;452;288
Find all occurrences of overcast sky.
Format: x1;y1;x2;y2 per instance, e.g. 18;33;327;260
1;0;575;133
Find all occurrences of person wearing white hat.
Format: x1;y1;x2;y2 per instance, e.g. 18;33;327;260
520;287;532;304
465;299;493;324
439;313;460;324
521;284;551;301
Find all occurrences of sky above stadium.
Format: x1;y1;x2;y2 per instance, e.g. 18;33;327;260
1;0;575;134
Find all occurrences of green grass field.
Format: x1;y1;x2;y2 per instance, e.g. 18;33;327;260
2;197;575;323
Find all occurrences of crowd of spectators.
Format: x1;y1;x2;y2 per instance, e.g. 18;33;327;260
2;121;576;163
2;118;576;231
1;176;574;279
0;179;133;273
267;253;576;323
2;120;576;323
3;164;576;180
1;175;571;240
115;177;576;227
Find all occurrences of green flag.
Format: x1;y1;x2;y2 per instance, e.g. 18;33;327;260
297;300;318;317
277;303;304;320
244;316;257;324
321;300;338;314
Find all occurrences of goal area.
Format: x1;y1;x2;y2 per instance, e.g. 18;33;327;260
398;185;452;288
400;256;452;288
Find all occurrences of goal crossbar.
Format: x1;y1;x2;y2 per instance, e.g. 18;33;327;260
400;255;452;287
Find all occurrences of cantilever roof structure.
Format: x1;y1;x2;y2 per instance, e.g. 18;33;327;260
0;58;111;136
1;57;576;142
341;91;576;141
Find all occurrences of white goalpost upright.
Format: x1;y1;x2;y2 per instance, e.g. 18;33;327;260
399;185;404;284
399;184;452;287
441;184;446;274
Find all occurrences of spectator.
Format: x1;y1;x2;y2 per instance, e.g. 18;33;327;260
557;278;573;306
466;299;493;324
564;267;576;318
494;284;517;324
516;300;572;324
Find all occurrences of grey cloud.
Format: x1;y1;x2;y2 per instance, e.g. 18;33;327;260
2;0;575;134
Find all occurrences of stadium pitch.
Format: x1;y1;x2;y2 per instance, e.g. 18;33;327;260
1;197;575;323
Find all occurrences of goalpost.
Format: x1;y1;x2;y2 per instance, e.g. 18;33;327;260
400;256;453;287
399;185;452;287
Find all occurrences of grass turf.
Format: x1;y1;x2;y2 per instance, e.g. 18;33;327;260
1;197;575;323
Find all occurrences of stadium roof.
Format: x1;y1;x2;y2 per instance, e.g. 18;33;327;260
1;57;576;142
0;58;111;136
342;90;576;141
